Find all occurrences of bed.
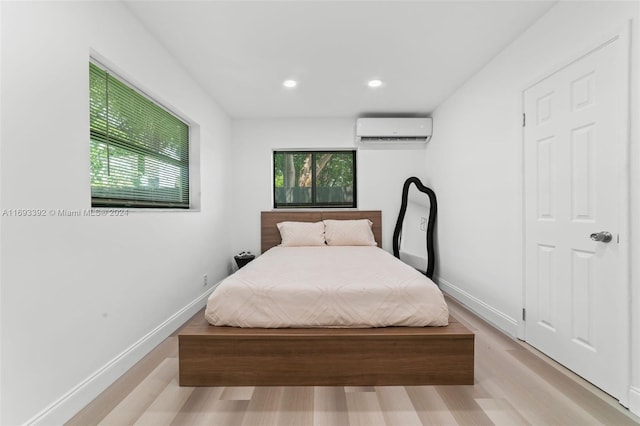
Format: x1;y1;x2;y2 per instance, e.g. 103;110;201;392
179;210;474;386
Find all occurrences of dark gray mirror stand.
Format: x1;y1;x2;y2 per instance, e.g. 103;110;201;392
392;176;437;279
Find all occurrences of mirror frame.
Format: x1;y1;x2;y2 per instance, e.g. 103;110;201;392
392;176;438;279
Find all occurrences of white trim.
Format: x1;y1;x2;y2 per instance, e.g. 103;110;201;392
438;278;518;338
629;386;640;417
0;0;4;421
517;87;527;342
25;286;218;426
0;0;3;421
616;20;632;410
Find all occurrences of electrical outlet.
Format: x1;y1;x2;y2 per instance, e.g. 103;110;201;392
203;274;208;287
420;217;427;232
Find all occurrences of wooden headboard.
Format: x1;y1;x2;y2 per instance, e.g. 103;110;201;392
261;210;382;253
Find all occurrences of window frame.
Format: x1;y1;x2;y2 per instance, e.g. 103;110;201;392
89;60;191;209
272;149;357;209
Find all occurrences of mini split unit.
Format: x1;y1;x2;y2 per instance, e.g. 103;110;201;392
355;117;433;143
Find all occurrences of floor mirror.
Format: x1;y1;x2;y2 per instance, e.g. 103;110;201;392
392;177;437;279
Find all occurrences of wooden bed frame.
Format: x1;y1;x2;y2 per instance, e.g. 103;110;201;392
179;210;474;386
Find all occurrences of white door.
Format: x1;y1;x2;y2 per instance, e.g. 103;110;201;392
524;33;629;401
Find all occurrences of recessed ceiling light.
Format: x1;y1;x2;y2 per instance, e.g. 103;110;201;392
283;79;297;88
367;79;383;88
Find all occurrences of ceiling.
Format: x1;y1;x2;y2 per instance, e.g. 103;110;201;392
124;1;557;119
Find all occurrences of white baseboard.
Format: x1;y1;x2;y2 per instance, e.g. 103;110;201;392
26;287;216;426
629;386;640;417
438;278;518;337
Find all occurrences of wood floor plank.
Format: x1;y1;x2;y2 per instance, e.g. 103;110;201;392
475;398;530;426
405;386;458;426
345;390;386;426
274;386;314;426
241;387;284;426
200;400;250;425
169;387;224;426
471;331;546;423
313;386;350;426
133;378;193;426
97;358;178;426
436;385;494;425
375;386;422;426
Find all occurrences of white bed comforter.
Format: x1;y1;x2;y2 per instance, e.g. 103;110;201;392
205;246;449;328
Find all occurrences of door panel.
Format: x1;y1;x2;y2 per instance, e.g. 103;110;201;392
570;124;595;221
571;248;595;350
537;244;557;332
536;136;556;220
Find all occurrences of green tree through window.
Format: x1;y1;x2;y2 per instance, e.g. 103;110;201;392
273;150;356;208
89;62;190;208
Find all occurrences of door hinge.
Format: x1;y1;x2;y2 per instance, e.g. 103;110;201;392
522;308;526;321
522;113;526;127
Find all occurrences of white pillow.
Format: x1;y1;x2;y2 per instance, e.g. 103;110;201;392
277;221;326;247
323;219;377;246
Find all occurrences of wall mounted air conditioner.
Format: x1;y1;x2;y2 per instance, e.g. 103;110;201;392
356;117;432;143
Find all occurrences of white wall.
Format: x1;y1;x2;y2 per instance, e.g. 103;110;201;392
426;0;639;414
0;2;232;424
231;119;428;255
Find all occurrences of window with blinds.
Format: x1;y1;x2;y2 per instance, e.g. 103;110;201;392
89;62;190;208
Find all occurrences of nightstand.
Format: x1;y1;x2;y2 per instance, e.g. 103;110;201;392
234;252;255;269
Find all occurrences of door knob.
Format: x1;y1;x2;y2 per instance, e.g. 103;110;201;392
590;231;612;243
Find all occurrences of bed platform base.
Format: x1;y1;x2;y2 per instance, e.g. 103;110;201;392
179;314;474;387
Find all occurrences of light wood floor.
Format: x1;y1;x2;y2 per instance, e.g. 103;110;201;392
67;298;640;425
